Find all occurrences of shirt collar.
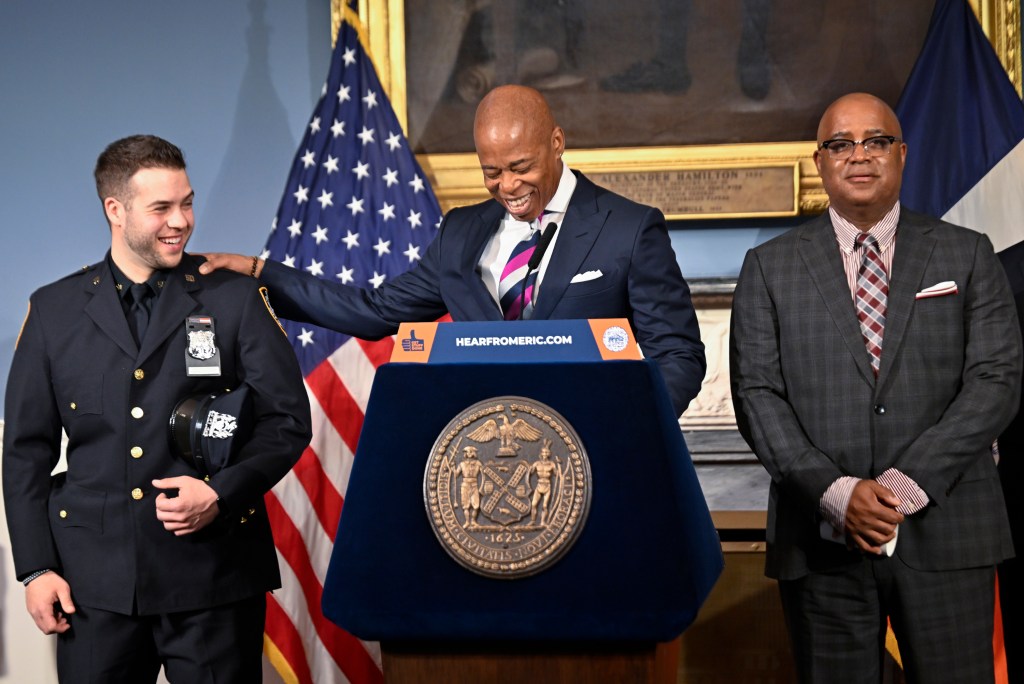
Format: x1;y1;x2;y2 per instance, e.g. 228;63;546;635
106;254;167;300
830;202;900;254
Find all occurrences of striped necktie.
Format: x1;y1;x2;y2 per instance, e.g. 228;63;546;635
855;232;888;375
499;222;542;320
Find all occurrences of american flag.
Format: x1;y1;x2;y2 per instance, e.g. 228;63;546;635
259;7;442;683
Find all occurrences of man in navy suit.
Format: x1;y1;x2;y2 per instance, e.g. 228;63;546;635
731;93;1021;682
201;85;705;415
3;135;312;682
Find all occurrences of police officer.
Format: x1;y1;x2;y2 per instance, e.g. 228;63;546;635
2;135;312;682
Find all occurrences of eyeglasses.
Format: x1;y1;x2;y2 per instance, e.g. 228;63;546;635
818;136;901;160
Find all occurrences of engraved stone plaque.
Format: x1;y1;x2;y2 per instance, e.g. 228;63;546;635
588;165;798;219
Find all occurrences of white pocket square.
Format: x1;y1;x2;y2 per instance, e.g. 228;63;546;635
570;269;603;284
915;281;958;299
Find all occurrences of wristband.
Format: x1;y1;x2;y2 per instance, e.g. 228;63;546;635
22;569;52;586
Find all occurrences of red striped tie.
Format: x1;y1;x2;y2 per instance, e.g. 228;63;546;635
855;232;888;375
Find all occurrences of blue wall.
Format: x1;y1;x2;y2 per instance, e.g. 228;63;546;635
0;0;786;416
0;0;331;414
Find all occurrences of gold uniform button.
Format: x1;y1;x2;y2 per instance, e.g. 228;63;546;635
130;446;143;459
131;407;144;419
59;510;68;519
70;402;77;410
134;368;145;380
131;488;143;500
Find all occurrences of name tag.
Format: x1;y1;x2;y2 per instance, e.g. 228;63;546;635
186;315;221;377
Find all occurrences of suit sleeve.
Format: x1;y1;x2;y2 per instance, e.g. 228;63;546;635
2;298;65;579
627;208;707;415
259;223;451;337
206;283;313;514
730;249;846;511
891;234;1022;503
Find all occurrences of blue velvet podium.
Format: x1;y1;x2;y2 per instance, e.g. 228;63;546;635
321;321;723;682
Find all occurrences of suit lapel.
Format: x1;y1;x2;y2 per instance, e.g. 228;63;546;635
876;216;935;386
532;176;607;320
798;216;877;385
459;202;506;321
83;260;138;359
137;260;201;365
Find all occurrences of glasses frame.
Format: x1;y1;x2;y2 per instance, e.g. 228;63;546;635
818;135;903;160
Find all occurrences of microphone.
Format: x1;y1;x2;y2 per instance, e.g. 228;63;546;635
519;222;559;320
528;222;559;271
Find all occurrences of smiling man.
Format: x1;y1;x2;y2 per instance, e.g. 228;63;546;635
201;85;706;416
730;93;1022;682
2;135;311;682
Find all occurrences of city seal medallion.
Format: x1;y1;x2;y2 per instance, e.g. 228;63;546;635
424;396;592;578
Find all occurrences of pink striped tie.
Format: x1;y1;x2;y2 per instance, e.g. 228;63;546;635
499;222;542;320
855;233;888;375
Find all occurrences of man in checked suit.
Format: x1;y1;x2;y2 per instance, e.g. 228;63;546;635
730;93;1022;682
2;135;312;682
200;85;706;416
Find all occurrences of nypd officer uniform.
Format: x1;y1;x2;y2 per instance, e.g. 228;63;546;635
3;253;312;681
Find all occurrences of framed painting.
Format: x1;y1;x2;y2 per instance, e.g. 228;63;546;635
333;0;1021;218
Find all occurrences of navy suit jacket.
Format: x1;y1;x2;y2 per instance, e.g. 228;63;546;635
730;209;1020;580
3;254;311;615
260;170;706;414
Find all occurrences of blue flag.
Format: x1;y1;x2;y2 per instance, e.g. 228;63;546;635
896;0;1024;251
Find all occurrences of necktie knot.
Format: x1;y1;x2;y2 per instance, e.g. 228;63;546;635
129;283;152;309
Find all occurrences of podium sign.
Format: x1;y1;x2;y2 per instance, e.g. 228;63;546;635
322;320;722;644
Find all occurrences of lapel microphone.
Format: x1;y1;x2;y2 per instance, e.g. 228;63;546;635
519;222;559;320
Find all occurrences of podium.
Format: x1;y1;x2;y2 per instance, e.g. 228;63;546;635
322;321;723;682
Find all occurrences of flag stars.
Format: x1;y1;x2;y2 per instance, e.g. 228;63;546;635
293;185;309;204
259;248;270;260
297;328;315;347
385;132;402;151
337;266;355;284
337;85;351;103
363;90;378;109
301;150;316;168
407;209;422;228
378;202;396;221
358;126;375;145
331;119;346;137
404;244;421;262
317;189;334;209
369;271;386;288
409;174;426;193
323;155;340;174
312;225;329;244
352;160;370;180
347;196;365;216
306;259;324;277
309;117;321;135
282;254;297;268
287;219;303;237
271;217;278;230
373;238;392;257
342;229;360;249
382;168;399;187
342;47;356;66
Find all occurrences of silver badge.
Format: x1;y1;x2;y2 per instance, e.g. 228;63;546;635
202;410;237;439
187;330;217;360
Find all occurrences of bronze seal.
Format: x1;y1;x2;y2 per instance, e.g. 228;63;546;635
424;396;592;579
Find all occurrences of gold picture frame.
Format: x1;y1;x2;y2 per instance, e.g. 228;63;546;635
333;0;1021;218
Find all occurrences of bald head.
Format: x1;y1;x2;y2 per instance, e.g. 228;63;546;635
474;85;557;145
473;86;565;222
817;92;902;144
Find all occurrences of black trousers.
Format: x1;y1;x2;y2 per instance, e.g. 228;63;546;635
779;555;995;684
55;593;266;684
